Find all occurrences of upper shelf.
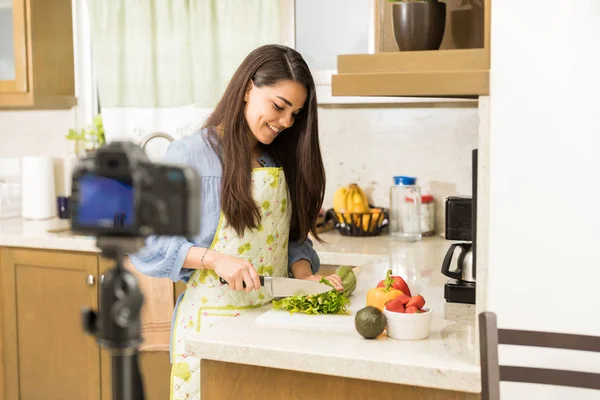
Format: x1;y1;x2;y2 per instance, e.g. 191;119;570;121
332;0;490;98
332;48;489;98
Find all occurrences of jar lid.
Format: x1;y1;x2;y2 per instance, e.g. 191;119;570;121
393;176;416;185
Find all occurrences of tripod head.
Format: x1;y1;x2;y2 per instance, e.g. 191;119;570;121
82;238;145;354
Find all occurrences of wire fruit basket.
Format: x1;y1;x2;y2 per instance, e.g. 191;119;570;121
326;207;389;237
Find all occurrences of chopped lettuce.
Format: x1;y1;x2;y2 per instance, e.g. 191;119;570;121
272;278;351;315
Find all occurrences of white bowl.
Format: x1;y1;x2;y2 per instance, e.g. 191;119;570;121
383;306;433;340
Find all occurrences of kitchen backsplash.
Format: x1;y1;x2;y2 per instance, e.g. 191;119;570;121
0;103;478;232
319;103;478;233
0;110;76;159
0;109;77;198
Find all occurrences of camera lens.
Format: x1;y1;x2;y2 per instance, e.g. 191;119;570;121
106;158;120;169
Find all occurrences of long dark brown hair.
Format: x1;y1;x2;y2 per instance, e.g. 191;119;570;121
203;44;325;244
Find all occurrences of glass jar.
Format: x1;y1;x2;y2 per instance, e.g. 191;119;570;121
389;176;422;242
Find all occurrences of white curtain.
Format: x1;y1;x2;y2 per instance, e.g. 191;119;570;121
87;0;282;150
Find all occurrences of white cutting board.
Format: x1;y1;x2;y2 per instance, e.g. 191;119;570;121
255;295;364;333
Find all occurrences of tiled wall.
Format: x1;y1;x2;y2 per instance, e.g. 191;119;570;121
0;103;479;231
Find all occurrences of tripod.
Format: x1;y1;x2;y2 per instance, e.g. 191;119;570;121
82;237;147;400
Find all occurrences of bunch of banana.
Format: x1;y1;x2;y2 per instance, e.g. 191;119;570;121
333;184;384;232
333;183;369;214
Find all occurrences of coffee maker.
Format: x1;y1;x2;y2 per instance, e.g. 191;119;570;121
441;150;477;304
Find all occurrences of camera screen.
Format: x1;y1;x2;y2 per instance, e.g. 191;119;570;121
74;173;135;229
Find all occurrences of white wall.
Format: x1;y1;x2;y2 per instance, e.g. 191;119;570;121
0;110;77;196
1;103;479;228
0;110;76;159
486;1;600;399
319;103;479;232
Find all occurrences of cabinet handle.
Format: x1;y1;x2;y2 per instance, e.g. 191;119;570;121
101;274;105;283
86;274;95;286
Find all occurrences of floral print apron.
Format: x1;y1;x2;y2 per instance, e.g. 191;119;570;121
170;167;291;400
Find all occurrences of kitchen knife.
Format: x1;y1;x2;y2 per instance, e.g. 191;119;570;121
218;276;332;297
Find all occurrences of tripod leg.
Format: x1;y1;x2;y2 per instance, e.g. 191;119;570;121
112;352;145;400
133;352;146;400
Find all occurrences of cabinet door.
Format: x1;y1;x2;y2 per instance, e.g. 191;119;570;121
0;248;100;400
0;0;28;92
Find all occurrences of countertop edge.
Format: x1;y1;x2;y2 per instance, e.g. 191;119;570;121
0;235;100;253
187;339;481;393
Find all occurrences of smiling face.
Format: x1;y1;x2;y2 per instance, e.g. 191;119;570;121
244;79;307;146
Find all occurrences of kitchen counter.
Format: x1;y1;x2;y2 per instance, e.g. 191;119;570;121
0;217;99;252
0;218;481;393
186;232;481;394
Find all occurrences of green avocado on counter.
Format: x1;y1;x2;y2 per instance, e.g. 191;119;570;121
355;306;386;339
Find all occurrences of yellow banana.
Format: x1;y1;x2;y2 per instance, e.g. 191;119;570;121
347;184;369;213
333;186;349;212
355;185;370;210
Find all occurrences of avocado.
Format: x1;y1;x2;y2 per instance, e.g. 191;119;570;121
355;306;386;339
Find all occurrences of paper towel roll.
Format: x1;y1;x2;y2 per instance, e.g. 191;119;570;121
21;156;56;220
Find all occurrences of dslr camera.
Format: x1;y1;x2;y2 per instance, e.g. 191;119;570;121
68;141;200;400
70;141;200;238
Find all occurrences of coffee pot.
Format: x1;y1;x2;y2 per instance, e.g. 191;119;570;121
441;243;475;283
441;194;476;304
441;150;478;305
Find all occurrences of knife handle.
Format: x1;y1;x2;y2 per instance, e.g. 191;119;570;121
219;276;265;288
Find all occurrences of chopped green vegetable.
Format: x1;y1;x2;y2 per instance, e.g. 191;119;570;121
272;278;351;315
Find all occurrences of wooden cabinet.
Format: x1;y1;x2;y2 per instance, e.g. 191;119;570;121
0;248;100;400
0;248;175;400
0;0;76;109
202;360;480;400
332;0;491;97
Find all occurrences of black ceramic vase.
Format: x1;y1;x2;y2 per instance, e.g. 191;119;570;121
392;1;447;51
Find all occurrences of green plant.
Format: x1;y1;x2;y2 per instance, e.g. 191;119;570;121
66;114;106;152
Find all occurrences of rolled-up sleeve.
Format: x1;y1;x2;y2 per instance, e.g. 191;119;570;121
129;236;194;282
288;237;321;276
127;140;196;282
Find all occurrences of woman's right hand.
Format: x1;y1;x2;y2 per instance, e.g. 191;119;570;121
206;251;261;293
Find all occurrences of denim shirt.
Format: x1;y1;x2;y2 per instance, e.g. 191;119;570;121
128;130;321;357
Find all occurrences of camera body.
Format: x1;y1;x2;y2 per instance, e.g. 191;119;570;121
70;141;200;238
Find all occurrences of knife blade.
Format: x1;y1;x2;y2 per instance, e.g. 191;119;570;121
218;276;332;297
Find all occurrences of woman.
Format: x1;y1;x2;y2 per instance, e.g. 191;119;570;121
129;44;343;399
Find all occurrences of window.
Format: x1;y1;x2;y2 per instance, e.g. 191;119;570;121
280;0;469;104
281;0;380;104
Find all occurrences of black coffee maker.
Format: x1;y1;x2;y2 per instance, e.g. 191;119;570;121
441;150;477;304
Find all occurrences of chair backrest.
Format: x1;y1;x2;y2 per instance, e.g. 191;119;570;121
479;311;600;400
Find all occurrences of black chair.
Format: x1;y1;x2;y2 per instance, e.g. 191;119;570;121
479;311;600;400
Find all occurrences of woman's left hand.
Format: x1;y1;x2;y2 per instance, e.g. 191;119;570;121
304;273;344;292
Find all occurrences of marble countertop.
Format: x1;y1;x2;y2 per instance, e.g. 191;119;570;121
0;218;481;392
186;232;481;393
0;217;99;252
